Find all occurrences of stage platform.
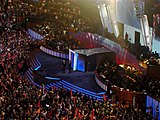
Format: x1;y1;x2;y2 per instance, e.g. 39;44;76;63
34;51;105;93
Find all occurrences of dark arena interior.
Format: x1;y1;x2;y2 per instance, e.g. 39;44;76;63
0;0;160;119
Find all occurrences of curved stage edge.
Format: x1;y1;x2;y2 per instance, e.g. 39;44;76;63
33;66;61;85
40;46;69;59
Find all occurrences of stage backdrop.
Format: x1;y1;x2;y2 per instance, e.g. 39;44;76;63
70;48;115;72
69;31;140;70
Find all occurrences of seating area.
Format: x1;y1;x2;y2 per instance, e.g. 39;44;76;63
22;0;101;53
97;62;160;98
0;0;160;119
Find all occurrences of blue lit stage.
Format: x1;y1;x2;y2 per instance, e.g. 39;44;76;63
33;66;61;85
33;51;105;93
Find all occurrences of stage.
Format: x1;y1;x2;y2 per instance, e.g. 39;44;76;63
33;51;105;93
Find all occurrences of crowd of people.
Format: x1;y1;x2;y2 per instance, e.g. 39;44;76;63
32;21;84;53
0;5;155;119
143;51;160;65
26;0;145;59
20;0;160;65
24;0;101;53
97;61;160;98
0;0;160;119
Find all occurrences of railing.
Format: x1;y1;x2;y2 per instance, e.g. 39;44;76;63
40;46;69;59
95;75;108;92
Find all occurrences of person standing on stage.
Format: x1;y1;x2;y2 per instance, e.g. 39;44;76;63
62;60;66;73
125;32;128;41
68;60;72;73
